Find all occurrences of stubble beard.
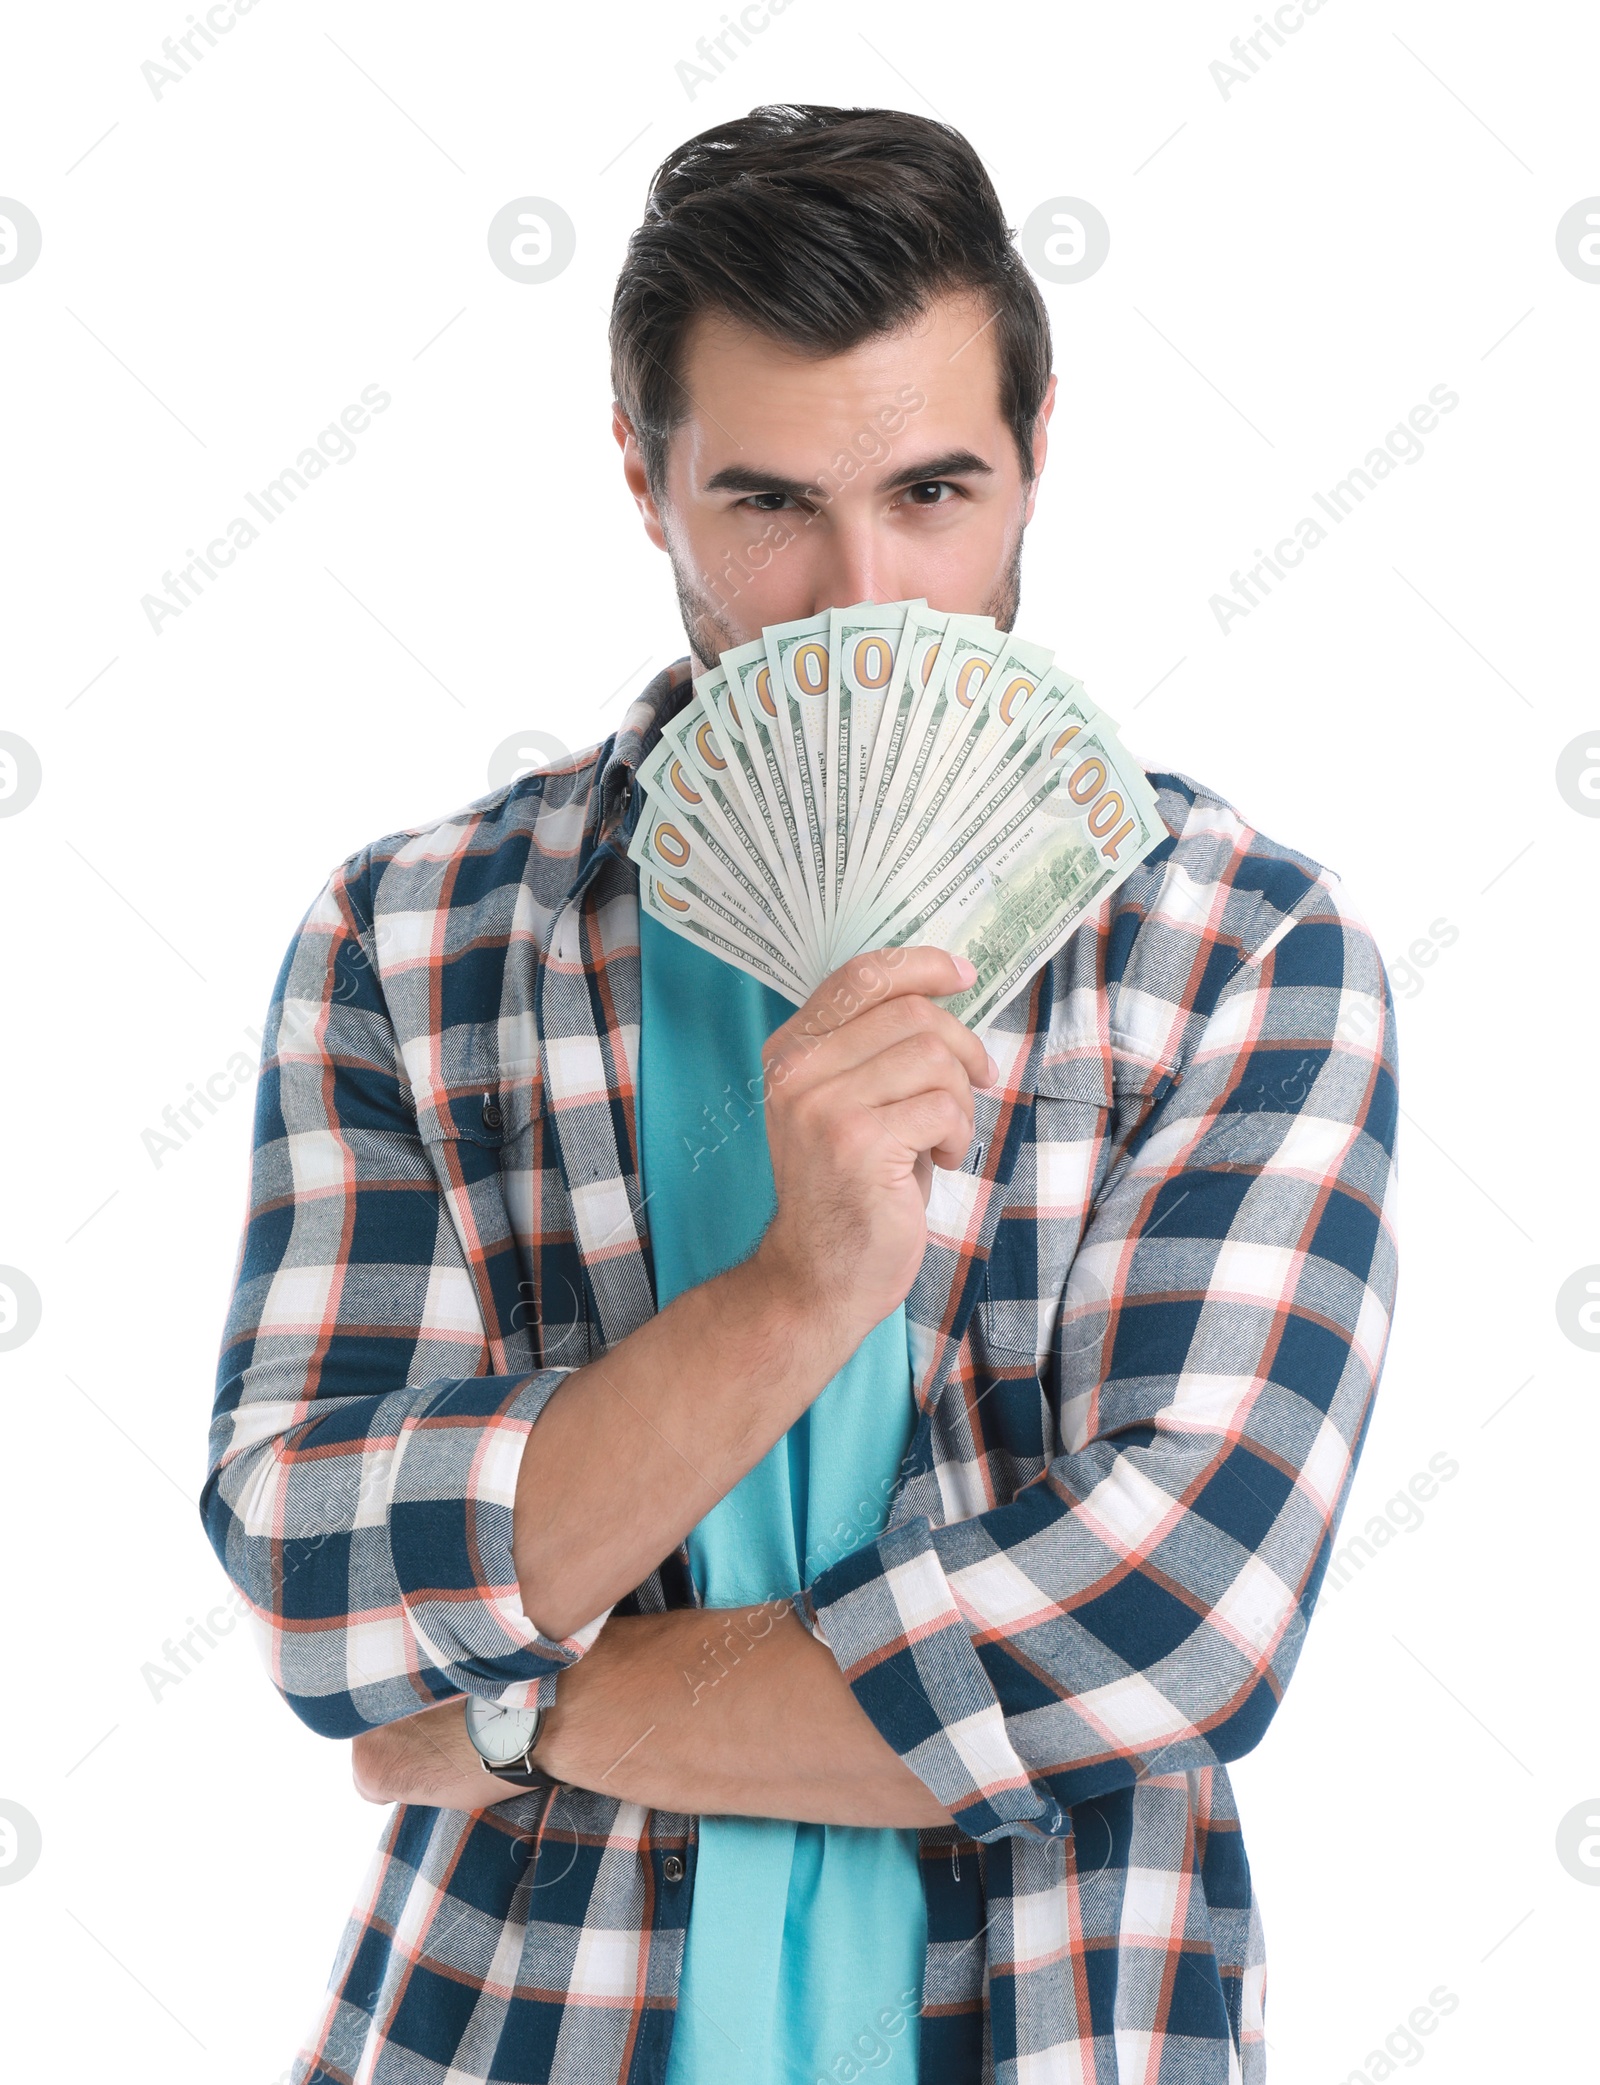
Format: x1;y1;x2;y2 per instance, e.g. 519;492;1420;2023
663;510;1028;674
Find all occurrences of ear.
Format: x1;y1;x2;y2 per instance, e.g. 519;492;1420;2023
1021;372;1057;527
614;404;669;553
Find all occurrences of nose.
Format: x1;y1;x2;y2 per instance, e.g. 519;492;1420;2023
811;515;884;613
817;542;884;608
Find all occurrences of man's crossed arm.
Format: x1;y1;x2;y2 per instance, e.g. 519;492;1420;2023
352;1607;954;1825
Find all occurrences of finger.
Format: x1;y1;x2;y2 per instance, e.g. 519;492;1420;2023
786;1043;975;1172
871;1088;976;1171
831;1042;977;1166
912;1149;934;1207
794;946;976;1038
829;993;996;1089
818;1033;980;1130
765;984;996;1095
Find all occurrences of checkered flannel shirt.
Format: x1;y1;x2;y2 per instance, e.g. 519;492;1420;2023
202;658;1399;2084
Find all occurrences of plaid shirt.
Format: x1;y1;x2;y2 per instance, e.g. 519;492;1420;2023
202;658;1399;2084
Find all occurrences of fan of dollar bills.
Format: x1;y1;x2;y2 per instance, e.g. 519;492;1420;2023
629;600;1166;1031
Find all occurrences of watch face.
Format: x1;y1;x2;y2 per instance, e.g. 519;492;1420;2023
465;1697;541;1767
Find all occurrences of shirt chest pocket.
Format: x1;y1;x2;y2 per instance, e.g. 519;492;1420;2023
405;1082;539;1365
414;1074;589;1372
981;1102;1108;1365
981;1042;1174;1365
481;1069;598;1369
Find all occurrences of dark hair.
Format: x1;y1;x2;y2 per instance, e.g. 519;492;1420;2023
609;104;1052;499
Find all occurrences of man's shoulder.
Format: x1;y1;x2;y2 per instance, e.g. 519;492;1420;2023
319;663;693;936
1142;761;1345;955
324;737;614;935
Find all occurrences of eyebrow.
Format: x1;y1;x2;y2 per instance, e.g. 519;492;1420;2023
702;449;995;499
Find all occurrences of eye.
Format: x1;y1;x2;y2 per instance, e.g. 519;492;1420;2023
901;481;958;507
737;491;799;513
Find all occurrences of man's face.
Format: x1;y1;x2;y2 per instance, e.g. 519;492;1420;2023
614;289;1055;672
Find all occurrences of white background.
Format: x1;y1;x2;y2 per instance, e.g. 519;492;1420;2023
1;2;1596;2079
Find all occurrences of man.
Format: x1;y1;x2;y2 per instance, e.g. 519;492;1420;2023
203;105;1398;2083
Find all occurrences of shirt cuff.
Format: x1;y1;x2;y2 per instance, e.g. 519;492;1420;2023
386;1369;612;1703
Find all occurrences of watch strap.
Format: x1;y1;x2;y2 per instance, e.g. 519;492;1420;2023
478;1757;553;1789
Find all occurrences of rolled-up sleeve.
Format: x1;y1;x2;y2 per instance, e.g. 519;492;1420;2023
200;861;602;1738
801;885;1399;1842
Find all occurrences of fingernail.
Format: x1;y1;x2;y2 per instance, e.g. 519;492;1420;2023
952;955;977;985
984;1053;999;1086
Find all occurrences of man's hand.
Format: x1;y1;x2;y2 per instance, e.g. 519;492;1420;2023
511;945;993;1646
756;947;997;1352
352;1698;534;1811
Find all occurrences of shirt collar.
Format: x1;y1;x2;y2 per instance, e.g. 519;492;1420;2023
596;655;696;850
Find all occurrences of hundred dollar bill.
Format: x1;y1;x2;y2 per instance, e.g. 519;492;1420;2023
839;614;1000;927
852;713;1156;940
683;668;787;878
763;609;833;937
644;698;814;966
922;633;1055;795
826;598;918;936
849;725;1165;1027
838;604;963;931
628;787;801;968
846;636;1061;930
715;635;825;961
934;774;1164;1031
842;604;954;889
840;664;1101;944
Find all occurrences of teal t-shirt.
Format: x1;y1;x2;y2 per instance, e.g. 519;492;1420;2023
637;908;928;2085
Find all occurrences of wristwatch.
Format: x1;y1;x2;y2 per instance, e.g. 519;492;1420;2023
464;1694;554;1789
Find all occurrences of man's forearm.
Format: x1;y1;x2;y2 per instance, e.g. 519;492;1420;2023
511;948;992;1650
355;1608;955;1831
513;1257;858;1643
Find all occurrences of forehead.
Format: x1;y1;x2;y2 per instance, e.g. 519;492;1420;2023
671;289;1005;478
